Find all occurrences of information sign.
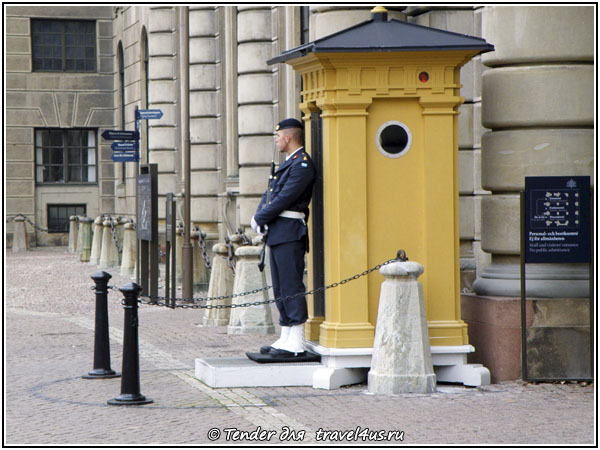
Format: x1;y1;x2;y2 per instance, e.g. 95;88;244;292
136;109;163;120
524;176;591;263
112;152;139;163
111;141;139;151
102;130;139;140
137;173;153;241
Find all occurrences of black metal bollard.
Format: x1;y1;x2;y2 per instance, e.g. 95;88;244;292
107;282;153;406
83;271;120;379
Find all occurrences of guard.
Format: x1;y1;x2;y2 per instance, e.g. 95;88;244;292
251;118;316;357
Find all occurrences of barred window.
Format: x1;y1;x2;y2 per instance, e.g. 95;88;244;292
47;204;86;233
35;129;97;184
31;19;96;72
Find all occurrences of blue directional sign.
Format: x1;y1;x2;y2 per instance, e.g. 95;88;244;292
136;109;163;120
111;141;139;151
102;129;139;140
111;152;139;163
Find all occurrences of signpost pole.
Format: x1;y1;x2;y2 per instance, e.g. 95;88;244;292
181;6;194;301
135;106;141;287
149;164;159;301
520;191;528;381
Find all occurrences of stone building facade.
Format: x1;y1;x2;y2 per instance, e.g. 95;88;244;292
4;5;595;381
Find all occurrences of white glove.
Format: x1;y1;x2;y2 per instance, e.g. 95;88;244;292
250;216;260;234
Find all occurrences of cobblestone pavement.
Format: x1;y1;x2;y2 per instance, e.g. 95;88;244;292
4;248;597;446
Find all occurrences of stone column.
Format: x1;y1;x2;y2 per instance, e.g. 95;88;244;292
473;6;594;298
11;217;29;253
89;216;104;265
189;6;220;227
406;6;491;290
236;6;276;230
227;245;275;335
203;242;235;326
120;222;137;277
79;217;94;262
368;261;436;394
68;216;79;253
147;6;178;211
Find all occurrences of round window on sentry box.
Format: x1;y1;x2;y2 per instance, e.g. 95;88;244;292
376;121;412;159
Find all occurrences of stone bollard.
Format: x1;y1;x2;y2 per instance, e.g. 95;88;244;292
368;260;437;395
11;216;29;253
203;242;235;327
115;218;127;265
68;216;79;253
120;222;137;277
191;230;210;292
79;218;94;262
89;216;104;265
75;216;86;253
227;245;275;335
99;219;119;269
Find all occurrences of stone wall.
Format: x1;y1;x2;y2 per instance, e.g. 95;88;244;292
5;6;114;246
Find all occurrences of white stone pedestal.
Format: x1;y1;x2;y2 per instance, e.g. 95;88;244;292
367;261;436;394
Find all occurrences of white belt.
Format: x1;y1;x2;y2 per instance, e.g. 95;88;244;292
279;210;306;220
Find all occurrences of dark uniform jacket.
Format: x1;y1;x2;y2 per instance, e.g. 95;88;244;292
254;148;316;247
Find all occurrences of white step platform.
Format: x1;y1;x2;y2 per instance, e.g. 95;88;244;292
195;342;490;390
195;357;322;388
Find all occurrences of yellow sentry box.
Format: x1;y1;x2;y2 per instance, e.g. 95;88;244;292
269;7;493;348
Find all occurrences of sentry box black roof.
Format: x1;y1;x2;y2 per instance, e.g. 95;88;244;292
267;8;494;65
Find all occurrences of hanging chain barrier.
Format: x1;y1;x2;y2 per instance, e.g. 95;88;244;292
224;235;236;275
221;229;252;275
6;214;49;233
103;251;408;310
237;227;252;246
194;226;212;270
108;218;123;255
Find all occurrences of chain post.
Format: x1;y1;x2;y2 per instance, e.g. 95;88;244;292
83;272;120;379
107;283;153;406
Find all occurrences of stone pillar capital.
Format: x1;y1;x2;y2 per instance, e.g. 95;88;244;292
380;261;424;279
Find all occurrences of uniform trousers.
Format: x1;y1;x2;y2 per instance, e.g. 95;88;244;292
269;239;308;326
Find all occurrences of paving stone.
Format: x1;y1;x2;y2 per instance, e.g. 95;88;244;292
4;248;596;445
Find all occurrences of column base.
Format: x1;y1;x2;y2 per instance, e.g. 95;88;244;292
368;372;437;395
305;316;324;341
473;262;590;298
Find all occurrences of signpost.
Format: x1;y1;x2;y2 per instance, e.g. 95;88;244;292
164;193;177;304
520;176;592;382
137;164;159;299
102;130;139;141
111;152;139;163
136;109;164;120
102;107;163;297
